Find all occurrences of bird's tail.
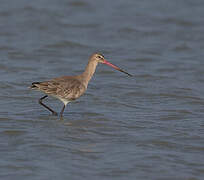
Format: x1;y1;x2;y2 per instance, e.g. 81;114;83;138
30;82;41;89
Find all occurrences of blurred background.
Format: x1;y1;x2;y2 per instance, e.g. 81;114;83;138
0;0;204;179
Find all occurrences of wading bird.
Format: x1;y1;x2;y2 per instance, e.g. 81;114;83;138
30;53;132;118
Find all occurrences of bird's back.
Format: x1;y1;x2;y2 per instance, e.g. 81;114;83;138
31;76;87;101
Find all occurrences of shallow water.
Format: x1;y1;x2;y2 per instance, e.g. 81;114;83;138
0;0;204;179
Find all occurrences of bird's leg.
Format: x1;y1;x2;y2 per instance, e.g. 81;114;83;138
60;105;66;118
39;95;58;116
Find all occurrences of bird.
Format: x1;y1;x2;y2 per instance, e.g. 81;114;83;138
30;53;132;118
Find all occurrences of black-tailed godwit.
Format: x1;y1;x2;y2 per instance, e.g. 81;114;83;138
30;53;132;118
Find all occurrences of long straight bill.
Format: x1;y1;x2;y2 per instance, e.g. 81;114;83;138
103;60;133;77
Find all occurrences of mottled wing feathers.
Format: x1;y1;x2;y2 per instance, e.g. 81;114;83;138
31;77;86;101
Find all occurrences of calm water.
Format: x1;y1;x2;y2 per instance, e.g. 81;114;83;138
0;0;204;179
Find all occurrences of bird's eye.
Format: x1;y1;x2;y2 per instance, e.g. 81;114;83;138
97;55;102;59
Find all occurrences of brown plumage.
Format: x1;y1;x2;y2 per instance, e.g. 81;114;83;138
31;77;86;102
30;53;132;118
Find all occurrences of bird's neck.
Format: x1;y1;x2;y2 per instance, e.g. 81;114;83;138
81;60;98;87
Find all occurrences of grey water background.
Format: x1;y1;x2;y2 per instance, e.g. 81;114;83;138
0;0;204;179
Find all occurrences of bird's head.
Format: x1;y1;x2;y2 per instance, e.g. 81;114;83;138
91;53;133;77
91;53;105;63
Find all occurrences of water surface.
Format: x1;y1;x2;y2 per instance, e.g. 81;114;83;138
0;0;204;179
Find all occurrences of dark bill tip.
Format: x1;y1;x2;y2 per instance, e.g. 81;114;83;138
118;69;133;77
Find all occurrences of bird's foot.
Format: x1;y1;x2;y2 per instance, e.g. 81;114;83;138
52;112;58;116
